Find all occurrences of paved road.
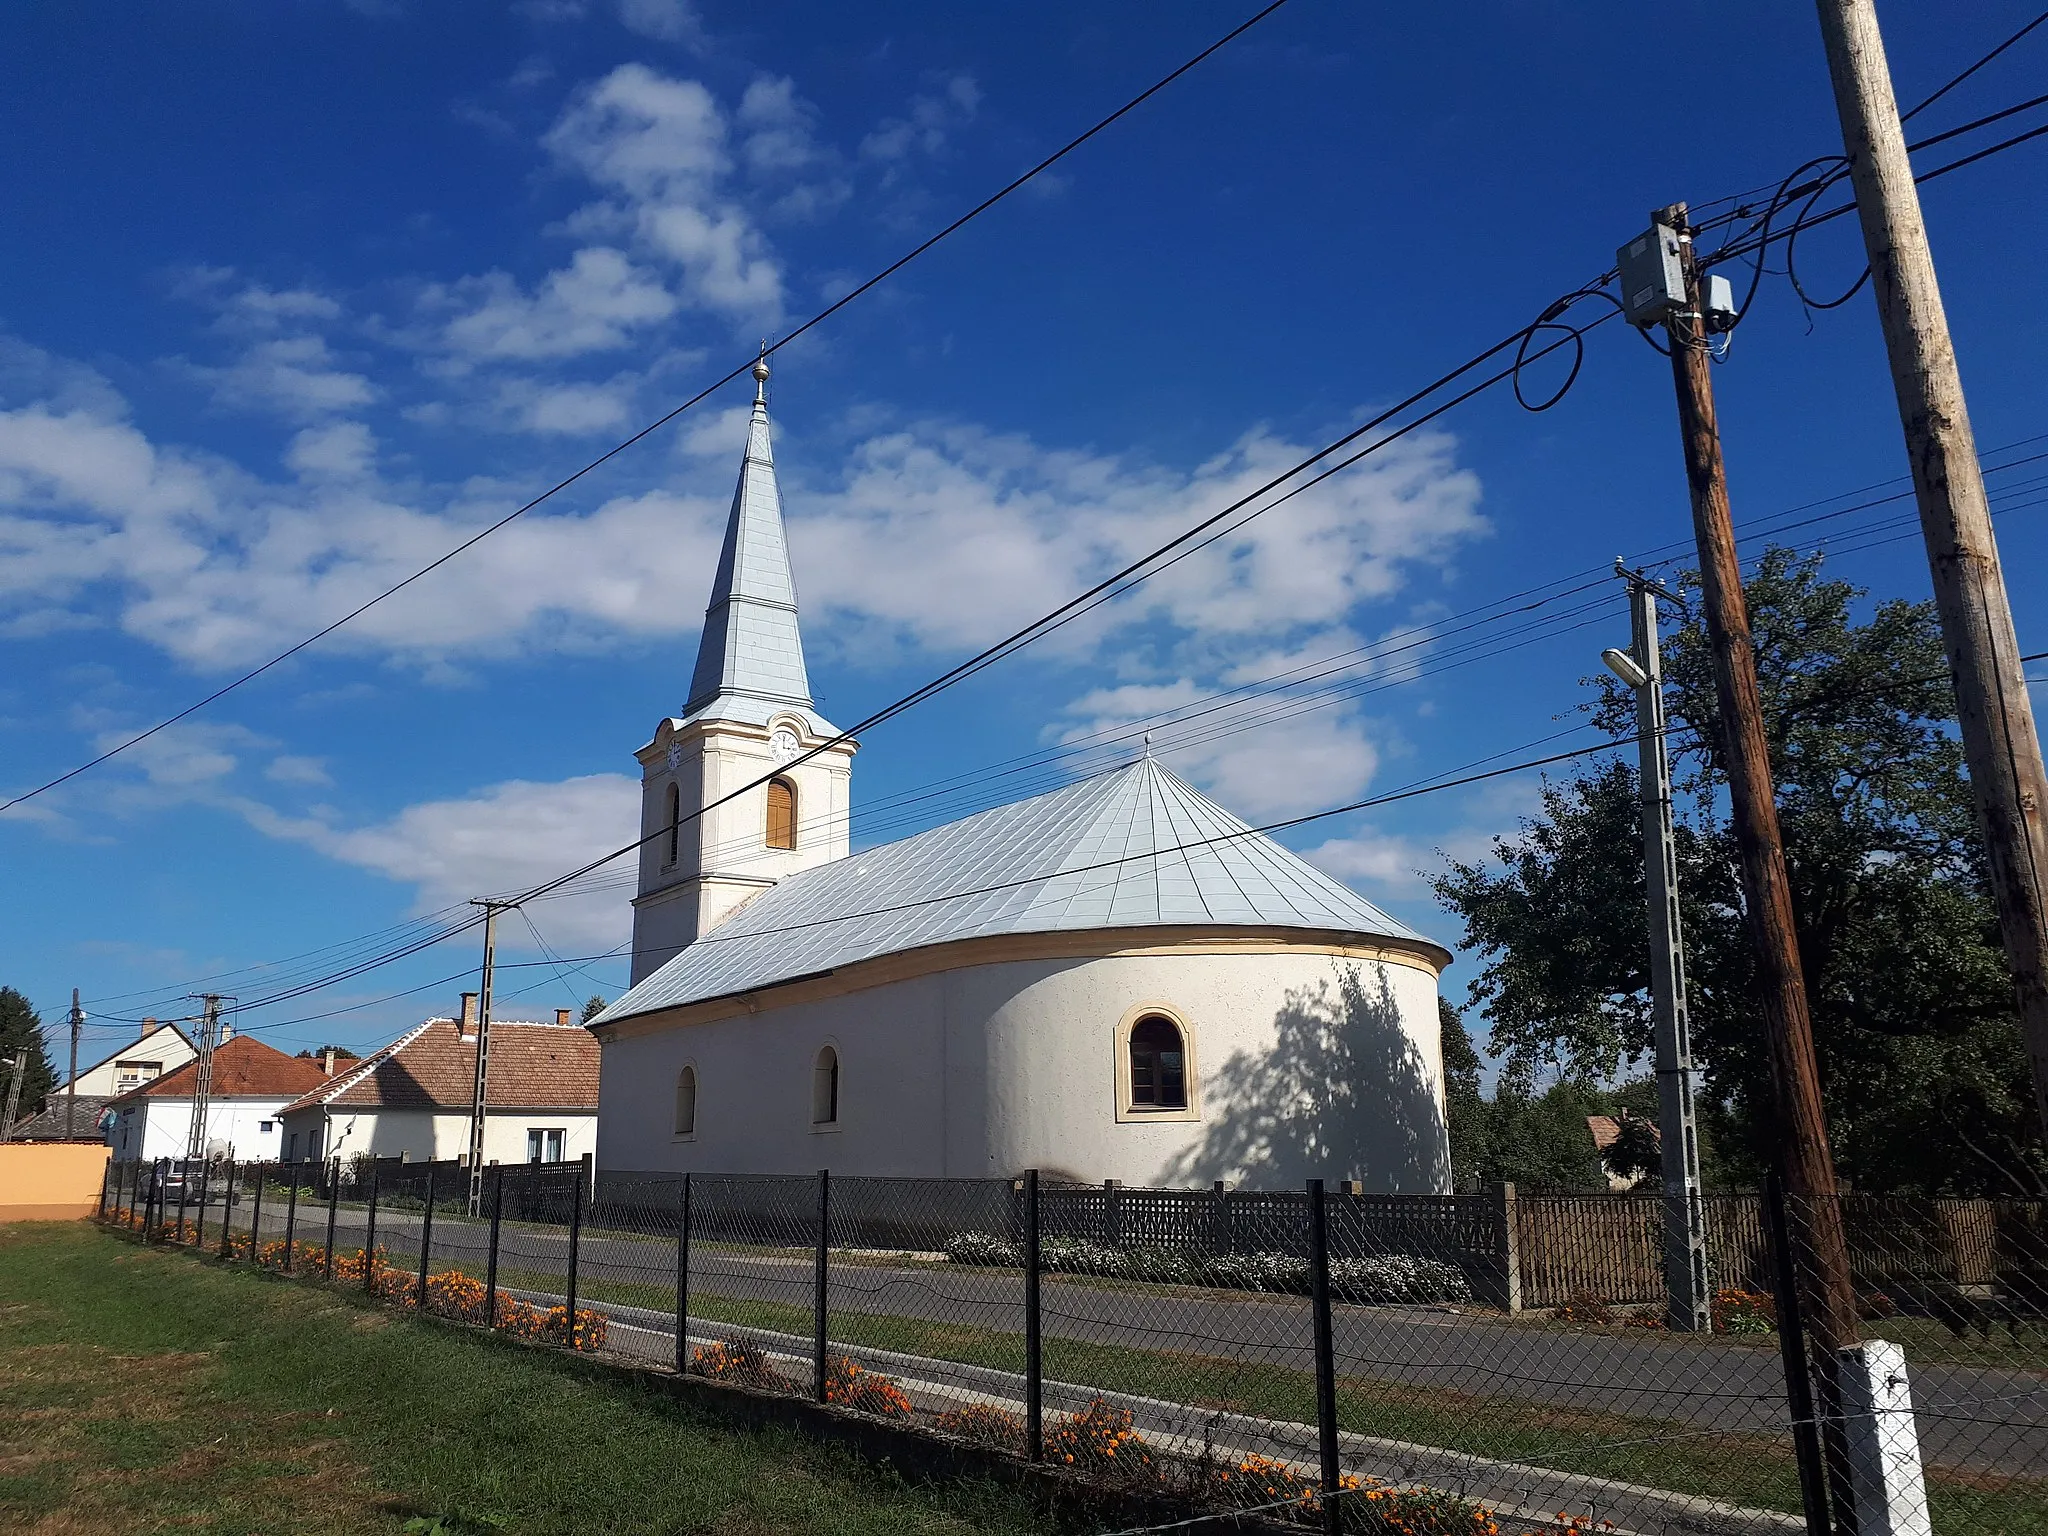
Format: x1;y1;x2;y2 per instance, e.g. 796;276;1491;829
190;1198;2048;1480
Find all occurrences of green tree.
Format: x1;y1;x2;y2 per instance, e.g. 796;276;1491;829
579;996;608;1024
1432;548;2041;1195
0;988;57;1115
1438;998;1488;1190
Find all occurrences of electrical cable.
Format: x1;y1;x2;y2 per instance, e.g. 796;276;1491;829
0;0;1297;817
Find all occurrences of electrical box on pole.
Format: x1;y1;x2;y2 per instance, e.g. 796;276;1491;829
1619;224;1687;328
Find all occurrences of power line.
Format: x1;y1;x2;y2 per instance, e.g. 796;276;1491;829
0;0;1296;817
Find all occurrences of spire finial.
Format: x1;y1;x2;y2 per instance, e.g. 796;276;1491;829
752;341;771;405
1142;731;1154;760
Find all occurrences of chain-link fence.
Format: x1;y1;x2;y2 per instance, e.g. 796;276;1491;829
97;1158;2047;1534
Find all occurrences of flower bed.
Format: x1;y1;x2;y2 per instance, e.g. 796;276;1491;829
823;1355;914;1418
942;1233;1470;1304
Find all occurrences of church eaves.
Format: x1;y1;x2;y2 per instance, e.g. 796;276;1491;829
685;355;814;715
595;756;1450;1024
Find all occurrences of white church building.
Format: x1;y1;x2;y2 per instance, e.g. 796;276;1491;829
591;358;1455;1191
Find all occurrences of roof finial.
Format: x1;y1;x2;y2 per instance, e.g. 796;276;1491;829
1142;731;1154;761
752;341;771;405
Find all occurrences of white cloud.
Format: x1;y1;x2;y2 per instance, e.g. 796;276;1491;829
266;754;333;786
511;379;634;434
286;422;377;480
268;773;640;948
439;247;677;362
617;0;699;44
861;74;980;162
199;334;375;420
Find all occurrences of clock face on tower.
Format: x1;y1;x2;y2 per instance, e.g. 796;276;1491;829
664;740;684;773
770;726;801;763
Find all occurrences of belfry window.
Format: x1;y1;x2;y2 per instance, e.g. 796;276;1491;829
812;1045;839;1126
767;777;797;850
1128;1016;1188;1110
674;1065;697;1137
665;781;681;867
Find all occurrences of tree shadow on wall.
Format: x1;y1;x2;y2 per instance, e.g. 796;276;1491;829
1162;962;1449;1193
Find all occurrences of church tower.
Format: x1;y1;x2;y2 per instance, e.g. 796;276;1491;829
629;356;855;985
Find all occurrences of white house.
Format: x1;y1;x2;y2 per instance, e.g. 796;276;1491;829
108;1035;331;1163
278;999;599;1167
67;1018;196;1098
591;360;1455;1191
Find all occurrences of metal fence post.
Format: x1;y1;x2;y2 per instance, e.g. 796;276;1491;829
486;1165;505;1328
1307;1178;1342;1534
142;1164;158;1241
814;1168;831;1403
324;1158;340;1280
283;1167;301;1272
175;1158;191;1242
96;1157;112;1220
1025;1168;1043;1461
195;1161;211;1251
417;1163;437;1308
1765;1175;1833;1536
250;1164;267;1258
675;1173;692;1374
564;1161;585;1340
363;1160;380;1291
218;1161;237;1258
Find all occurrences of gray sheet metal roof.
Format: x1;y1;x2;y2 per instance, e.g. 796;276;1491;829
685;365;814;715
596;757;1445;1024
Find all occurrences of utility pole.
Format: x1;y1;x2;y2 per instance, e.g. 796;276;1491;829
1602;564;1710;1333
0;1053;24;1141
185;995;223;1165
466;900;510;1217
66;988;82;1139
1811;0;2048;1135
1621;205;1859;1353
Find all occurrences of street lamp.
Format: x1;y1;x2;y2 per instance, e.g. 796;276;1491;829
1608;562;1711;1334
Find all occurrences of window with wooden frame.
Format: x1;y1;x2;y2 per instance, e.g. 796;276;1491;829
766;776;797;850
1127;1015;1189;1111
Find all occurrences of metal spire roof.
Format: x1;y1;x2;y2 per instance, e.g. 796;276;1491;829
596;756;1447;1024
685;355;814;715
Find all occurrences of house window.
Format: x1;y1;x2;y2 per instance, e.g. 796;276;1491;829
766;777;796;850
674;1065;698;1137
258;1120;275;1134
114;1060;160;1093
1128;1016;1188;1110
527;1128;565;1163
665;781;681;867
811;1045;838;1127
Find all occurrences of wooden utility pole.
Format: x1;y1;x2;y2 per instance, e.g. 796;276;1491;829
1656;204;1859;1352
1812;0;2048;1134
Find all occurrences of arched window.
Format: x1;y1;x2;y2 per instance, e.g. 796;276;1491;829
766;776;796;850
674;1065;697;1137
664;781;681;867
1128;1016;1188;1110
811;1044;839;1126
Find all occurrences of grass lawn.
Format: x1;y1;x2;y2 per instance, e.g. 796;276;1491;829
0;1223;1058;1536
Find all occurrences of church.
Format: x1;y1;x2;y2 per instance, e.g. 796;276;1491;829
589;359;1456;1191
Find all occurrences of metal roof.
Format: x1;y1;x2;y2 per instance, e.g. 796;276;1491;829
596;756;1445;1024
684;364;815;716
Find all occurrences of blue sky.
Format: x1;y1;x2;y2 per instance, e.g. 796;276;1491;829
4;0;2045;1073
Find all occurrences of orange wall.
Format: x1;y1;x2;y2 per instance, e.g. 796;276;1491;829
0;1143;111;1221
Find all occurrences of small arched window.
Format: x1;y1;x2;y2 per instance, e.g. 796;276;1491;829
811;1044;839;1126
1128;1016;1188;1110
674;1065;697;1137
665;781;681;867
766;776;796;850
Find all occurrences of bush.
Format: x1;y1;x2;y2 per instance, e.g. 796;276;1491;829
935;1403;1024;1450
692;1339;793;1392
1553;1289;1612;1327
1713;1287;1776;1335
944;1233;1469;1304
1045;1398;1154;1481
944;1231;1021;1267
822;1355;913;1418
1330;1255;1471;1305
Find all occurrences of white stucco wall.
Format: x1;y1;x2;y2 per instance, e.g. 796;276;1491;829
284;1106;597;1166
596;948;1448;1192
71;1026;196;1097
112;1098;291;1162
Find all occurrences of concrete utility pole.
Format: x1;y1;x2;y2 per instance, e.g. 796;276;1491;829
1629;203;1861;1354
1602;564;1711;1333
185;995;223;1165
466;900;509;1217
1811;0;2048;1135
66;988;82;1139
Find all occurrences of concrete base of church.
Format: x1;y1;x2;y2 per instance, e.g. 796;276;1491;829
595;942;1449;1192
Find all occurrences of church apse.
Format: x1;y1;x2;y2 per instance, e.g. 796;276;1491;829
1161;960;1450;1193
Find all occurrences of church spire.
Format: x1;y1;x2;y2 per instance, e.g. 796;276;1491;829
685;353;815;715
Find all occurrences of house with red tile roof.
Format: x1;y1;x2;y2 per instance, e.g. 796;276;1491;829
108;1033;335;1163
278;994;599;1167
